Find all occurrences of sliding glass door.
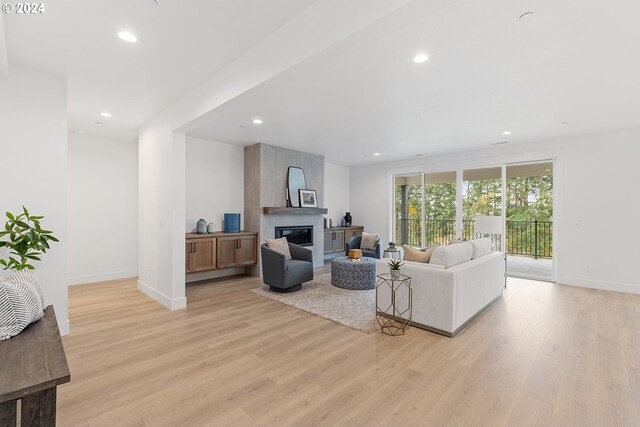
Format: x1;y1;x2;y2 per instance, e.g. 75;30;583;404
424;171;457;246
462;167;503;249
394;174;422;246
505;163;553;280
392;161;554;281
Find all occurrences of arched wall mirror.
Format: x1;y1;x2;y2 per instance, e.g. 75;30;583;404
287;167;306;207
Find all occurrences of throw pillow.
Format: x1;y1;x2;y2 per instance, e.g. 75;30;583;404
265;237;292;260
403;244;439;263
470;238;493;259
0;273;46;341
360;232;380;251
430;242;473;268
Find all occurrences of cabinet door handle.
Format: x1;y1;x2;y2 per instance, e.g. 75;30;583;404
191;243;195;253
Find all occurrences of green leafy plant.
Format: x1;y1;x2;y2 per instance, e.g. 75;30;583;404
388;241;396;248
387;259;404;271
0;207;59;271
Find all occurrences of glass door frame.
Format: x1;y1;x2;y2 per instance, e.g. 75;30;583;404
391;159;556;282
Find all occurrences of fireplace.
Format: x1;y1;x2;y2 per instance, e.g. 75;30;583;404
275;225;313;246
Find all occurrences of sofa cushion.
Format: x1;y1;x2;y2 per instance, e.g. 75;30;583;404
430;242;473;268
403;244;439;263
402;259;445;270
361;232;380;251
470;238;493;259
265;237;292;260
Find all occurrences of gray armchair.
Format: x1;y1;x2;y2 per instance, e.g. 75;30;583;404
261;243;313;293
345;235;381;259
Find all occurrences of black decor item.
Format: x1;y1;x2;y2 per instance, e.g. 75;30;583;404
344;212;352;227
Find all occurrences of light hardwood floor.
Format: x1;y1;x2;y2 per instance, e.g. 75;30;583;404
59;272;640;427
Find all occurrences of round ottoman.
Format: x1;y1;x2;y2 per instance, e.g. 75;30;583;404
330;256;377;290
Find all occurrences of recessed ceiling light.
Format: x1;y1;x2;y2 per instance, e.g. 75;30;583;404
413;54;429;64
501;130;512;135
373;153;381;156
252;119;263;125
100;112;112;118
118;31;138;43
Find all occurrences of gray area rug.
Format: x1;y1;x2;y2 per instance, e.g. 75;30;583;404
250;273;379;334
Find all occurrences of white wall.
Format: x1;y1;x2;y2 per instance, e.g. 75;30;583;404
185;137;244;233
350;127;640;295
67;133;138;285
0;64;68;333
137;2;412;310
324;162;350;226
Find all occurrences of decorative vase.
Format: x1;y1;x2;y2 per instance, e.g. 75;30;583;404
224;213;241;233
207;222;216;233
344;212;352;227
196;219;207;234
390;269;400;279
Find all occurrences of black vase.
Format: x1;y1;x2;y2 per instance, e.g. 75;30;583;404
344;212;352;227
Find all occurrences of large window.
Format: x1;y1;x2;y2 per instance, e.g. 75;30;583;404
391;161;554;281
394;174;422;246
424;172;457;246
462;167;502;243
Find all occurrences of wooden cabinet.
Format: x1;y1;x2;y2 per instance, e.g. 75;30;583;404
186;237;217;273
323;226;364;255
217;234;258;268
344;227;363;242
186;232;257;273
324;229;345;254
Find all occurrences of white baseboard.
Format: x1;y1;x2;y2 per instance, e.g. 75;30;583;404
557;276;640;295
58;318;70;336
137;280;187;310
68;269;138;286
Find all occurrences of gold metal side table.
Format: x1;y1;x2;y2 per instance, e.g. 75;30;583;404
376;273;412;336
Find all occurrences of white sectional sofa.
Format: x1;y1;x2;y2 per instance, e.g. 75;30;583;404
376;240;504;337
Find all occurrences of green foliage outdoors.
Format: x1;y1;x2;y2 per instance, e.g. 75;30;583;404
0;207;59;271
394;176;553;257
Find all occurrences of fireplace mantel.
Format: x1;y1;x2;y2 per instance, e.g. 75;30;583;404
263;207;328;215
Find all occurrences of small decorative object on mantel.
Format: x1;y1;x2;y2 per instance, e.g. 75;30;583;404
207;222;216;233
388;241;397;249
348;249;362;260
0;207;59;340
344;212;352;227
196;218;207;234
298;189;318;208
388;259;404;279
340;218;346;227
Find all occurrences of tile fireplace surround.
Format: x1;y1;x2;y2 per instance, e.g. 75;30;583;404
244;143;326;274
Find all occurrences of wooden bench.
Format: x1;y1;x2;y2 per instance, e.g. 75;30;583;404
0;306;71;427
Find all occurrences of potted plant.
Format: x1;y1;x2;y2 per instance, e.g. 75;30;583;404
0;207;59;340
0;207;59;272
388;259;404;279
388;241;397;249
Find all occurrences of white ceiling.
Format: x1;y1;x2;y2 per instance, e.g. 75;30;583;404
189;0;640;165
3;0;316;140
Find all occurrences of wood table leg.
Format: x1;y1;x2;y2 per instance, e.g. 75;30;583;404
21;387;57;427
0;399;17;427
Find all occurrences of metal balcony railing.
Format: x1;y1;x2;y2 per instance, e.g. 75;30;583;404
396;218;552;259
